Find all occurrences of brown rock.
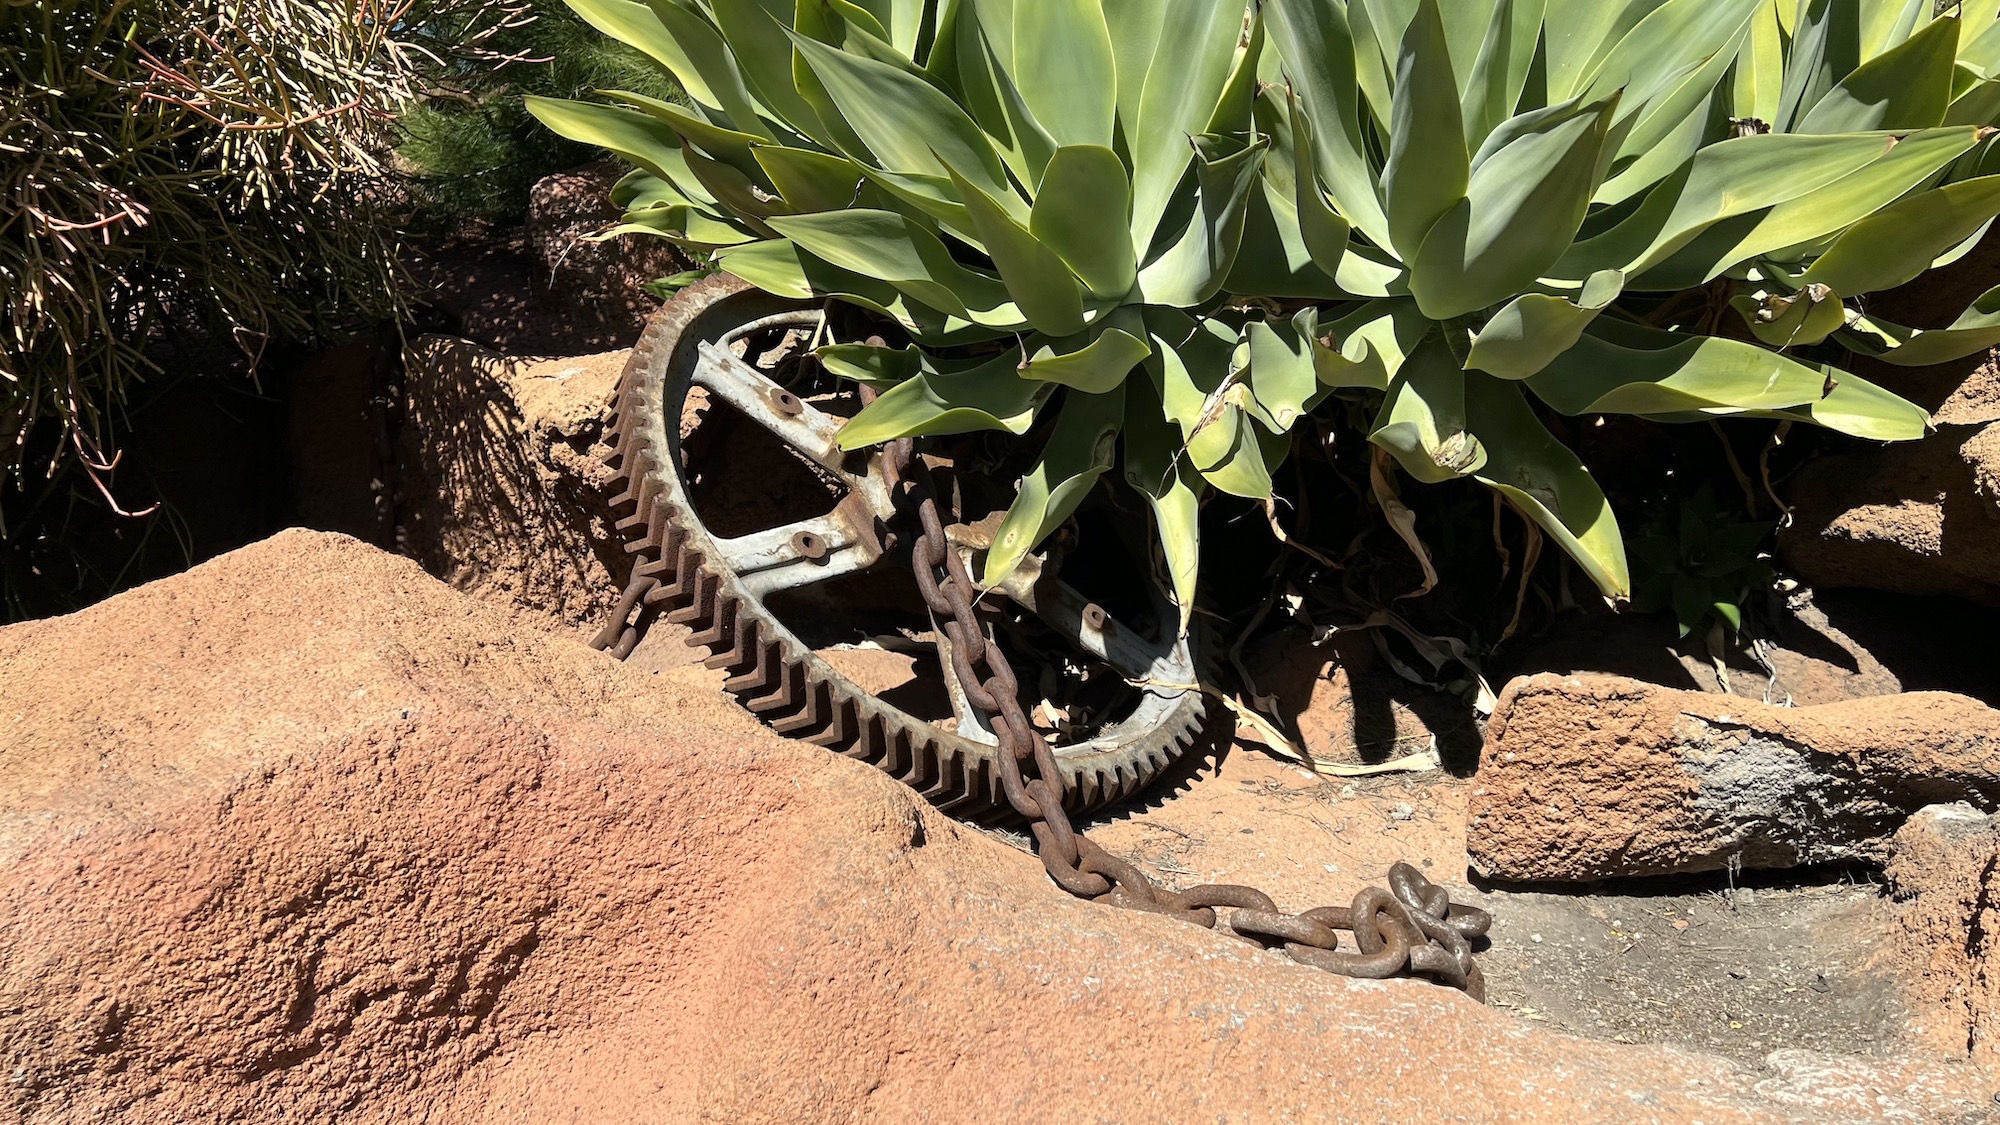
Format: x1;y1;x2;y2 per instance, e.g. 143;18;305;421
1780;352;2000;610
395;338;629;635
1;531;1977;1121
1468;674;2000;881
407;163;683;359
1887;804;2000;1070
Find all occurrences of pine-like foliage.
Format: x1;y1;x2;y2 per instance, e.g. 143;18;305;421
398;0;682;224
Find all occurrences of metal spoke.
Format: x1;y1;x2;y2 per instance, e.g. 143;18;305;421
693;342;854;478
721;511;876;598
971;555;1175;683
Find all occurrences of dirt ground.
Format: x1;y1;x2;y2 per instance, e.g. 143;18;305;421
1080;749;1921;1072
630;614;1951;1081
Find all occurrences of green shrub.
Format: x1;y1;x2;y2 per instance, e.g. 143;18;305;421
536;0;2000;628
398;0;683;224
0;0;521;505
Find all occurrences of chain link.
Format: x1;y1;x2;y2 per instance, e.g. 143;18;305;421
890;439;1492;1001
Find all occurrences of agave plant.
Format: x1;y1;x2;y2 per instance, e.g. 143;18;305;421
1723;0;2000;363
532;0;2000;632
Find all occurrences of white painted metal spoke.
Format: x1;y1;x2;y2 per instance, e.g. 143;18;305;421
722;512;875;598
693;342;853;477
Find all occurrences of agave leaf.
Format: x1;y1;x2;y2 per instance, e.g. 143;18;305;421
1316;299;1431;389
1264;0;1394;248
611;146;724;213
1756;364;1930;440
1577;0;1759;115
805;0;895;43
1730;0;1785;125
937;0;1058;186
1963;13;2000;75
1728;286;1848;348
1796;14;1960;133
947;168;1086;337
856;167;975;236
1125;0;1248;249
1371;340;1487;486
1467;269;1624;379
815;341;923;389
1284;90;1352;279
1435;0;1502;97
713;238;978;338
752;146;869;213
604;90;766;164
526;96;721;204
1542;0;1670;99
788;30;1012;199
707;0;823;136
1203;4;1266;136
1384;0;1470;259
1225;179;1352;299
1103;0;1164;127
1018;320;1152;394
1946;77;2000;127
1594;84;1727;209
1557;129;1976;282
1135;132;1271;308
983;385;1127;585
1775;0;1864;132
1409;94;1618;319
767;209;1027;328
1121;375;1204;630
1345;0;1396;130
643;0;776;137
565;0;720;107
836;347;1049;448
1526;319;1828;416
1243;310;1332;432
1029;146;1138;299
844;0;930;54
612;204;758;248
1859;0;1927;60
1639;126;1982;288
1143;310;1287;499
676;142;784;223
1460;0;1547;146
1588;1;1757;206
1844;288;2000;366
1464;374;1631;599
610;167;694;209
1801;174;2000;296
1009;0;1117;148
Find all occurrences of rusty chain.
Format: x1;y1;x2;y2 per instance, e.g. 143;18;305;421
885;436;1492;1001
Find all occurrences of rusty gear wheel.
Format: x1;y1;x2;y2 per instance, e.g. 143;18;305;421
596;276;1211;817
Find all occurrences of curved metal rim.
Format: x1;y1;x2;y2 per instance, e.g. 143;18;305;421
600;275;1210;817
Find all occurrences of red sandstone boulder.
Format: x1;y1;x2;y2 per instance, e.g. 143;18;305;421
1888;804;2000;1071
1468;674;2000;882
396;339;628;635
1780;365;2000;607
0;532;1983;1121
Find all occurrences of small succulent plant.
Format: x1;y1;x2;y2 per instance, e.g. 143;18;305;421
533;0;2000;631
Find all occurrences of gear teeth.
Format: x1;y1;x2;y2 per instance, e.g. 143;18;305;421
664;569;719;626
769;676;827;736
746;657;802;715
709;614;761;676
804;697;853;748
686;590;738;649
723;635;775;695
